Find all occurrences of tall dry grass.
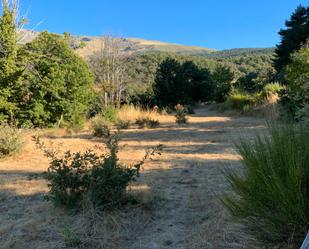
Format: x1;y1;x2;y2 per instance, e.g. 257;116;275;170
117;105;169;124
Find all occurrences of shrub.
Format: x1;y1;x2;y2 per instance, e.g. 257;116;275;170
222;123;309;248
102;106;118;123
34;133;162;210
226;90;262;112
263;82;283;96
90;116;111;138
175;104;188;124
0;123;24;158
280;47;309;120
136;118;160;129
262;83;284;102
115;119;131;130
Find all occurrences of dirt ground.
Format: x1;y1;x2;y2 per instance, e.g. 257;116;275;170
0;107;267;249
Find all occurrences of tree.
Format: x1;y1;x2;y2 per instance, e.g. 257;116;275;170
274;5;309;75
280;46;309;120
212;65;234;102
0;0;19;121
18;32;94;127
89;35;127;108
153;58;214;106
153;58;181;106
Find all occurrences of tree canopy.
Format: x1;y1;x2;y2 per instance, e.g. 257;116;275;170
274;5;309;75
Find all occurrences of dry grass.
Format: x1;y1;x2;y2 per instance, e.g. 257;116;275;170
117;105;172;124
0;106;269;249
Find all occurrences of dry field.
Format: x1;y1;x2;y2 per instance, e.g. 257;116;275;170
0;107;267;249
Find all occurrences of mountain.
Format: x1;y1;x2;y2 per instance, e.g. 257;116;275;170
75;37;216;58
18;30;274;58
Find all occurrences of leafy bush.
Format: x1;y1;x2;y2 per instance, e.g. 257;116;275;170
34;133;162;210
102;106;118;123
280;47;309;121
115;119;131;130
0;123;24;158
175;104;188;124
222;123;309;248
226;90;262;112
136;118;160;129
90;116;111;138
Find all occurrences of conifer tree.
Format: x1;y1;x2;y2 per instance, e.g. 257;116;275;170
274;5;309;75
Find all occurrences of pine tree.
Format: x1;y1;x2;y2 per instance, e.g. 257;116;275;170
153;58;181;106
0;0;19;121
274;5;309;75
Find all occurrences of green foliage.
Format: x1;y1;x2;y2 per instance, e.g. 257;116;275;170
222;123;309;247
101;106;118;123
0;1;20;122
0;123;24;158
262;82;284;99
153;58;214;107
212;65;234;102
17;31;94;127
34;133;162;210
90;116;111;138
175;104;188;124
135;118;160;129
280;47;309;120
226;90;262;112
274;5;309;74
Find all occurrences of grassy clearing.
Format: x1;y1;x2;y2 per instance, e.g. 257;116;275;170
0;107;269;248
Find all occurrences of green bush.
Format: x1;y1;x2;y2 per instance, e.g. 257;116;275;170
102;106;118;123
175;104;188;124
262;82;284;99
0;123;24;158
280;47;309;120
136;118;160;129
90;116;111;138
222;123;309;248
226;90;262;112
34;133;162;210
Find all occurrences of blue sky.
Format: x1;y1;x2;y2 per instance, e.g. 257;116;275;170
12;0;309;49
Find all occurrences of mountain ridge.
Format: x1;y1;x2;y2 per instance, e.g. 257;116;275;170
18;30;274;58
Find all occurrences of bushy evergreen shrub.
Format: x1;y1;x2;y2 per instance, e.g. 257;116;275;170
222;123;309;248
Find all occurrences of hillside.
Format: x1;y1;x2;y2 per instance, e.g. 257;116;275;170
18;30;273;59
